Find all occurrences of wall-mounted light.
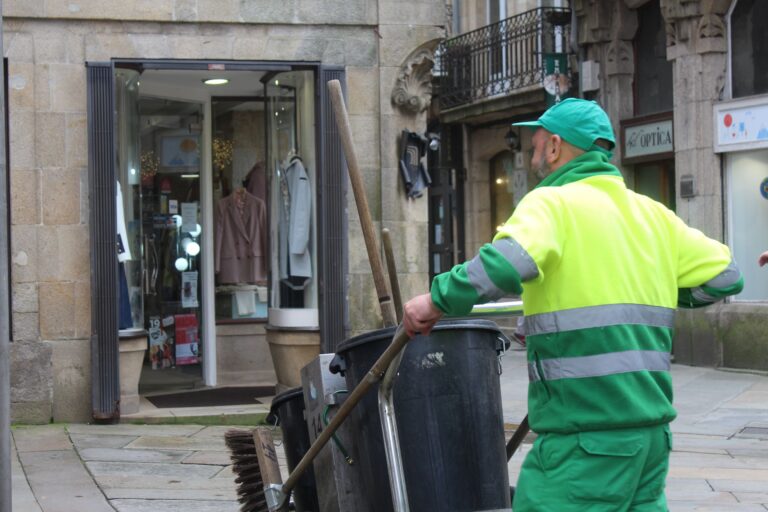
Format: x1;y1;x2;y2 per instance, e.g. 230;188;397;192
426;132;441;151
505;128;521;151
203;78;229;86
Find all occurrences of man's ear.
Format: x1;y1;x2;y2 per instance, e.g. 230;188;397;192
546;134;562;163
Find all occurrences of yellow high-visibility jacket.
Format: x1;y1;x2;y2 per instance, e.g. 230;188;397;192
431;151;743;433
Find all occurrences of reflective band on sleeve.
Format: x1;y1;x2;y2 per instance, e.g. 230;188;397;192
466;256;505;301
493;238;540;282
691;287;718;303
704;260;742;289
528;362;541;382
525;304;675;336
527;350;671;382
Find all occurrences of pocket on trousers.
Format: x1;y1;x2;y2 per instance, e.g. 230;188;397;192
568;431;643;504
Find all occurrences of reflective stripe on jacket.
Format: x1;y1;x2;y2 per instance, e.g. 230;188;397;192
431;151;743;434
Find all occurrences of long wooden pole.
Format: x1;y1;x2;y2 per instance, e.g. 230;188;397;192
327;79;396;328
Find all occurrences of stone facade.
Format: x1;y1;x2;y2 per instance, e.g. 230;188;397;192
4;1;447;422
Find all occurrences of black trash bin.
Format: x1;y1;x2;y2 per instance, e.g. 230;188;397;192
268;387;320;512
330;319;511;512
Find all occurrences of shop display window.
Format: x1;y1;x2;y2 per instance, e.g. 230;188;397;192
726;148;768;301
211;99;269;321
210;70;318;322
730;0;768;99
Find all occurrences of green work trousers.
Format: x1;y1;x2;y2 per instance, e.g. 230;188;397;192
512;424;672;511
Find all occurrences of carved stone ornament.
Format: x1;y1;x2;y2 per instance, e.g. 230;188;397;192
391;48;435;114
697;13;726;40
605;39;634;76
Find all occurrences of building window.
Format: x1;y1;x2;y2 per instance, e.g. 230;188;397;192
633;0;673;116
726;148;768;301
731;0;768;98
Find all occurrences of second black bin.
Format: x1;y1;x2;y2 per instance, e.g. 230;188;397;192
331;319;511;512
268;387;320;512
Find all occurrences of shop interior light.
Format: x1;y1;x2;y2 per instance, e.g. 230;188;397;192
190;223;202;237
181;238;201;256
186;241;200;256
203;78;229;86
181;174;199;179
175;257;189;271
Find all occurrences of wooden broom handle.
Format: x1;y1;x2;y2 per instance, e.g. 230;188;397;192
327;79;396;328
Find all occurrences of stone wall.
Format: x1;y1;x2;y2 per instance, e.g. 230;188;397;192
4;2;446;421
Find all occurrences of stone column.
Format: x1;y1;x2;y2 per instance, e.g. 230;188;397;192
573;0;638;169
662;0;730;239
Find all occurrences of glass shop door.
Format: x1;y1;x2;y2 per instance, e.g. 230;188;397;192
136;96;205;394
116;66;207;395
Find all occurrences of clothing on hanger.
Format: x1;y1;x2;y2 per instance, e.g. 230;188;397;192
278;156;312;291
214;189;268;284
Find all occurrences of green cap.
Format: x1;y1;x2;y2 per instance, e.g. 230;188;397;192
513;98;616;155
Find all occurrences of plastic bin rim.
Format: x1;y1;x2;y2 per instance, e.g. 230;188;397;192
269;386;304;415
335;318;503;355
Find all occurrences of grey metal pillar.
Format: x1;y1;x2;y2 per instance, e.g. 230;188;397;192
0;1;12;509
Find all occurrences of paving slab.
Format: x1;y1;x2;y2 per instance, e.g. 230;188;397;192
19;450;113;512
10;442;43;512
68;424;205;437
86;460;221;479
96;475;236;491
734;492;768;504
667;503;767;511
709;479;768;493
110;499;239;512
70;434;140;450
103;488;237;501
12;425;72;453
125;435;227;451
79;447;193;463
671;451;768;470
666;489;738;504
669;466;768;481
182;450;233;465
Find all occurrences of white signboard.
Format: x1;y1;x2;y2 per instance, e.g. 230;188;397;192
624;119;674;160
714;97;768;153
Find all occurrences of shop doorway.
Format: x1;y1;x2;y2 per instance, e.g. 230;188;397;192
633;160;675;211
113;65;318;400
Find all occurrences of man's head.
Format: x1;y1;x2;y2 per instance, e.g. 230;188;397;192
513;98;615;178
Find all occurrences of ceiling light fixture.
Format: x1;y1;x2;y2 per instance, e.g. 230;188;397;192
203;78;229;86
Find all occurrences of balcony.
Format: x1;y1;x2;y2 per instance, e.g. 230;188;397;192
435;7;572;112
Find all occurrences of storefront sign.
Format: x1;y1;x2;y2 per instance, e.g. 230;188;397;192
622;118;674;161
714;96;768;153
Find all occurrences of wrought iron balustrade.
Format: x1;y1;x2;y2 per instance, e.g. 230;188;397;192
435;7;572;110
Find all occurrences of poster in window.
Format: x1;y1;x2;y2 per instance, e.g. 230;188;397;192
161;135;200;169
174;314;199;365
181;271;199;308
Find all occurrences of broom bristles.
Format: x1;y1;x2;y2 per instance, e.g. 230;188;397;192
225;428;270;512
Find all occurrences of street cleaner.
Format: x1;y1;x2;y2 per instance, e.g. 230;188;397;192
402;98;744;511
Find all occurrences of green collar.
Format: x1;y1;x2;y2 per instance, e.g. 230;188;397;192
535;151;622;189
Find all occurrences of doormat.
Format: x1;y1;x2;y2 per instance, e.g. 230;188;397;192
146;386;276;408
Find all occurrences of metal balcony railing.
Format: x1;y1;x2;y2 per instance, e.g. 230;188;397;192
435;7;572;110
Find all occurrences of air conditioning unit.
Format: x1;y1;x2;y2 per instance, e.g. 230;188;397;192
581;60;600;92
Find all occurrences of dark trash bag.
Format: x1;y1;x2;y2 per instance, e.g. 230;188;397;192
268;387;320;512
330;319;511;512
